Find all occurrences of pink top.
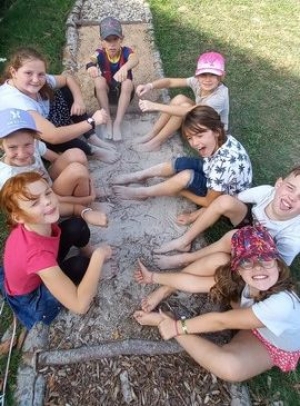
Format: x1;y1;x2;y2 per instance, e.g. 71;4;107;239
3;224;60;295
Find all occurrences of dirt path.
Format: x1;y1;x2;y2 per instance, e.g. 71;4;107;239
15;1;250;405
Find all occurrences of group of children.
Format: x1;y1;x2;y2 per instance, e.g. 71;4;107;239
0;15;300;384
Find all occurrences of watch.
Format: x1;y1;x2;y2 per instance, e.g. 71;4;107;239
87;117;96;130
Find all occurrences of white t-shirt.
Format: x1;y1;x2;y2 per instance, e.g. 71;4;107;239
240;285;300;351
0;140;51;189
0;75;57;118
238;185;300;265
203;135;252;195
186;77;229;130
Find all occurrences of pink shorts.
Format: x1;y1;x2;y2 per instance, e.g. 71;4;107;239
252;329;300;372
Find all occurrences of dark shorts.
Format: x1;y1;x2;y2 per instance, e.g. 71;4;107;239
94;80;135;105
0;217;91;330
222;203;253;228
0;266;61;330
174;157;207;197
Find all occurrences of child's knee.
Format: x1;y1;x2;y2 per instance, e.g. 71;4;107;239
170;94;193;106
94;76;108;91
62;148;88;166
66;162;89;178
121;78;134;92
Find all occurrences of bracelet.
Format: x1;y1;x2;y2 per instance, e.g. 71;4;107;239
174;320;179;336
86;62;97;70
149;82;154;90
81;207;92;219
180;318;188;335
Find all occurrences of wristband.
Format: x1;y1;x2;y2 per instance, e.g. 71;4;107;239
149;82;154;90
86;62;97;70
81;207;92;219
180;318;188;335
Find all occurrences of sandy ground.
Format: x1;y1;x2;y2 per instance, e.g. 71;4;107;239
48;23;207;348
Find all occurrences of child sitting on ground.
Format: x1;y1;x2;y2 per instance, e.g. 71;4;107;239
112;105;252;207
0;172;112;330
153;165;300;266
86;16;139;141
134;226;300;381
135;51;229;151
0;47;119;163
0;108;107;227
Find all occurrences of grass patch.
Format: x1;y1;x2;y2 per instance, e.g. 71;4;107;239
0;0;74;73
0;1;74;404
148;0;300;404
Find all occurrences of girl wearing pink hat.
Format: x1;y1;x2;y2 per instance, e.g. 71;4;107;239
135;51;229;152
133;226;300;381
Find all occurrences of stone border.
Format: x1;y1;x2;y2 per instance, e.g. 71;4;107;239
15;1;252;404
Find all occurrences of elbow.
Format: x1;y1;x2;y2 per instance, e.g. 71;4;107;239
76;303;91;315
70;301;91;315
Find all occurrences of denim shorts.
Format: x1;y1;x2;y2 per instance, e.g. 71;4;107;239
174;157;207;197
0;266;61;330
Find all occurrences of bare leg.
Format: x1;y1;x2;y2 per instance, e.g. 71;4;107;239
48;148;88;179
176;207;205;226
111;161;174;185
113;79;133;141
134;115;184;152
136;250;230;312
94;77;113;139
135;95;194;151
52;162;91;198
176;330;272;382
113;169;192;200
154;195;248;253
90;146;121;164
133;310;163;326
154;230;235;269
135;112;172;144
88;133;117;151
141;286;175;312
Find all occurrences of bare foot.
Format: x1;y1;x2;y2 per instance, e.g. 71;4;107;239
132;140;161;152
112;122;122;141
153;237;191;254
113;185;148;200
141;286;173;312
81;209;108;227
133;310;162;326
133;132;155;145
91;147;120;164
153;253;190;270
111;172;143;185
134;259;154;284
176;208;204;226
88;134;117;151
102;121;113;140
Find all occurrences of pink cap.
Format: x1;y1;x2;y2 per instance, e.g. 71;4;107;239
195;51;225;77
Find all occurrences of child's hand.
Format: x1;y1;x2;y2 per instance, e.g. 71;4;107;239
87;66;99;79
139;99;155;112
158;311;177;340
70;99;86;116
93;244;113;261
136;83;152;97
92;109;108;125
113;66;128;83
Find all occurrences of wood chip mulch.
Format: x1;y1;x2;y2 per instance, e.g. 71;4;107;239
43;353;232;406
